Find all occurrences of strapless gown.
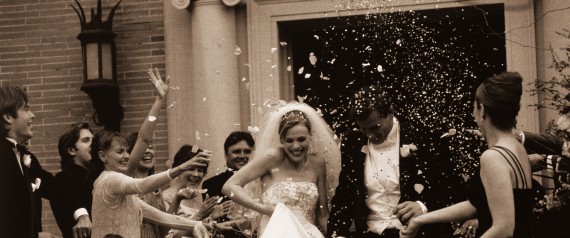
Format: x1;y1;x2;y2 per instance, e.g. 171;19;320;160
260;181;324;238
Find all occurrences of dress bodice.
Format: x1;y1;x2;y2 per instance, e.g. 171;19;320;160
467;146;533;238
261;181;323;237
262;181;319;223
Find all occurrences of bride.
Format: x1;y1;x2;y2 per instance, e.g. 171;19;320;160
222;101;341;237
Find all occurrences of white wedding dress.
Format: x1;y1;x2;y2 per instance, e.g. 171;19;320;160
259;181;324;238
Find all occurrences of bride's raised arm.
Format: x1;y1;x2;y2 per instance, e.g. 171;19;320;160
222;148;281;216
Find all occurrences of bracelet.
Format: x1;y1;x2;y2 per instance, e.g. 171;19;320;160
166;169;174;180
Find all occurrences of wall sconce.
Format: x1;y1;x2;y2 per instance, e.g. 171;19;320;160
72;0;123;132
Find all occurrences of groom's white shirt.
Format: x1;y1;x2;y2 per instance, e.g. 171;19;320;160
364;118;404;235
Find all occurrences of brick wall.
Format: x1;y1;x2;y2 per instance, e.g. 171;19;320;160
0;0;168;236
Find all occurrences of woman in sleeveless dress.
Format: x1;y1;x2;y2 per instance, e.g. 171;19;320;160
223;101;341;237
401;72;534;238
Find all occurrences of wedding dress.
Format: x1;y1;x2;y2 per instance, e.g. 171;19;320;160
260;181;323;238
244;101;341;238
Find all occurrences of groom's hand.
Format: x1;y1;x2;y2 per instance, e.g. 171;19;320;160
393;201;423;224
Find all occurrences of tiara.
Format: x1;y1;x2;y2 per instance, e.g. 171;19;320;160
281;110;308;123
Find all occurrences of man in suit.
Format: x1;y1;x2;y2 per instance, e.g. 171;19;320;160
203;131;255;200
202;131;254;237
327;85;465;238
0;85;53;238
50;122;94;238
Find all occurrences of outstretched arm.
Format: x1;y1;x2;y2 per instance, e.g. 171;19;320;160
400;201;477;238
222;149;279;216
107;153;211;196
126;68;170;176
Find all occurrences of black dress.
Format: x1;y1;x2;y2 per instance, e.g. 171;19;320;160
467;146;534;238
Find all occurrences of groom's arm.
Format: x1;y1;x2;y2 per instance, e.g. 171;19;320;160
328;133;365;237
327;166;356;237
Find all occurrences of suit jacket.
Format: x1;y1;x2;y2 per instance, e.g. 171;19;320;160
202;169;251;238
50;163;95;238
327;117;466;238
202;169;234;202
0;137;53;238
523;131;563;155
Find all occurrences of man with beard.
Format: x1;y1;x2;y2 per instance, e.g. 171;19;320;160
202;131;254;237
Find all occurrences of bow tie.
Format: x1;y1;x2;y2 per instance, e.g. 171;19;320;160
11;143;26;155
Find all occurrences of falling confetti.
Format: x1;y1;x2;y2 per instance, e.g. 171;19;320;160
377;65;384;72
248;126;259;133
234;46;242;55
309;52;317;65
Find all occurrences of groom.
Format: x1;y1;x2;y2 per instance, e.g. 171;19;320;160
327;85;465;238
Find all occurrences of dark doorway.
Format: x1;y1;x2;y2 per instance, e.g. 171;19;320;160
279;3;505;175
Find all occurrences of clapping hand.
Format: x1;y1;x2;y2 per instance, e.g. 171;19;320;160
194;196;218;221
210;200;232;220
147;68;170;99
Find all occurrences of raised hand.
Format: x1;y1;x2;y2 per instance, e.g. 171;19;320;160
179;151;211;171
147;68;170;99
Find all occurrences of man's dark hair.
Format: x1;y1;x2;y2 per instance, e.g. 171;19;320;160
58;122;91;170
348;84;393;120
0;85;28;134
223;131;255;155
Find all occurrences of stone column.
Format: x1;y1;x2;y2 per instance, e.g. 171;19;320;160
535;0;570;130
533;0;570;191
163;0;242;175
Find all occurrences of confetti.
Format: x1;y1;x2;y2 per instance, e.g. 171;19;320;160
234;46;242;55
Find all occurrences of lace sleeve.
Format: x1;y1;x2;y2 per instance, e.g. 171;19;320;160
104;171;172;197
